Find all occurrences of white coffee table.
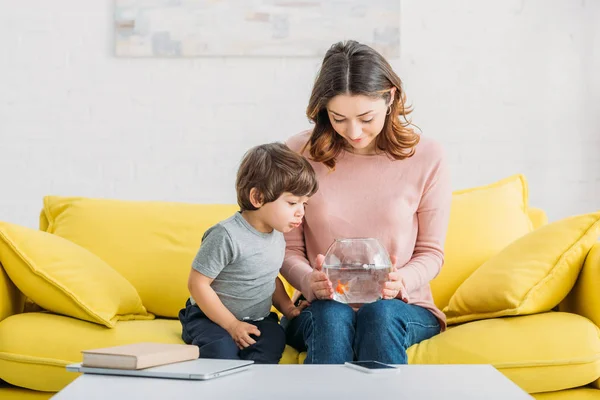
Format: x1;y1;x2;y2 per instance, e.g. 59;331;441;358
52;364;532;399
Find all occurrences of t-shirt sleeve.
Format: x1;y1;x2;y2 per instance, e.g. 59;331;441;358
191;225;236;279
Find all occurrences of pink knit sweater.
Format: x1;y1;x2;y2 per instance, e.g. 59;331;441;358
282;130;451;330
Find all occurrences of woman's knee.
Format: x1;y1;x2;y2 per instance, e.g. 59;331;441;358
357;299;405;326
356;300;440;346
305;300;356;347
309;300;355;323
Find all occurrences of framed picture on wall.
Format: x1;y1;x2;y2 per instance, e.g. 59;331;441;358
114;0;400;58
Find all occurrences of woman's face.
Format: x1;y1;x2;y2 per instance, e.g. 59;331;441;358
326;93;392;155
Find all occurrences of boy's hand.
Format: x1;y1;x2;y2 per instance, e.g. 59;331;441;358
282;300;309;320
226;320;261;350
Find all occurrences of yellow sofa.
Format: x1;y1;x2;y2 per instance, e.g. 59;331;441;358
1;174;600;400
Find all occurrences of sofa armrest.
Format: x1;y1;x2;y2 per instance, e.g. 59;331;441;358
559;242;600;326
0;262;24;322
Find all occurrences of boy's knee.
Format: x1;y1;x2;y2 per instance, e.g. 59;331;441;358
195;336;239;360
244;330;286;364
261;322;286;350
274;326;286;352
181;329;192;344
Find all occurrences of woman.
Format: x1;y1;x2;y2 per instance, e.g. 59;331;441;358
281;40;451;364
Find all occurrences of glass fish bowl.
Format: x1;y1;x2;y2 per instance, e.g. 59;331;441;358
323;238;393;305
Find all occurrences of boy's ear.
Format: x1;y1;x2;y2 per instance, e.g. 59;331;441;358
249;188;264;208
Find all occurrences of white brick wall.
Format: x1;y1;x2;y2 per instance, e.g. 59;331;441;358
0;0;598;228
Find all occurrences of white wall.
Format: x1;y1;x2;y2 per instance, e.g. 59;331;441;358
0;0;598;228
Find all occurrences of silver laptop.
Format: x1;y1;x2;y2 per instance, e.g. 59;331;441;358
66;358;253;380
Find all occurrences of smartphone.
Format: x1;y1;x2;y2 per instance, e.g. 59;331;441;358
344;361;399;373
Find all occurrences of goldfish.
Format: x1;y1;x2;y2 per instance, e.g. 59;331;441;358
335;280;349;295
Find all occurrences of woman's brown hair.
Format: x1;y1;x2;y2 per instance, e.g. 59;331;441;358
305;40;420;169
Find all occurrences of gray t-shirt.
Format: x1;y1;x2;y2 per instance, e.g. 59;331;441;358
189;212;285;321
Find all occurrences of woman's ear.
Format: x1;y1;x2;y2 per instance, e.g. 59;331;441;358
249;188;264;208
388;87;397;107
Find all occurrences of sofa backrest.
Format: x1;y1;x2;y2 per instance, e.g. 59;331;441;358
40;176;542;316
41;196;240;318
528;207;548;230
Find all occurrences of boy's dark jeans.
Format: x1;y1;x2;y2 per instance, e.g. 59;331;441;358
178;299;285;364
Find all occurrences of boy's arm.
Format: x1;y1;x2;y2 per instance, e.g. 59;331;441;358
272;276;307;320
188;269;238;332
188;269;260;349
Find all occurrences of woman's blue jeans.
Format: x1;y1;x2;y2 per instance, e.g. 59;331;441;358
282;299;440;364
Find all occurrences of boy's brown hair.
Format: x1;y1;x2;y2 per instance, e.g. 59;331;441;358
236;142;318;211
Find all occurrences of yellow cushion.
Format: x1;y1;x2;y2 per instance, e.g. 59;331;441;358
0;313;299;392
0;222;152;328
42;197;241;317
407;312;600;393
431;174;534;309
0;264;24;323
444;212;600;325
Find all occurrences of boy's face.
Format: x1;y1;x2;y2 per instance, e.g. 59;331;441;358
260;192;309;233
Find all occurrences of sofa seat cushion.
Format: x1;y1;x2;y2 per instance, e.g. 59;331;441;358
407;312;600;394
0;385;53;399
0;312;300;392
532;387;600;399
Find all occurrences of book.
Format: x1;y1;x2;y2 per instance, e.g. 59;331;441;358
81;342;199;370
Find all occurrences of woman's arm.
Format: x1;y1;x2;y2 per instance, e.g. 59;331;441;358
396;148;452;294
282;223;316;300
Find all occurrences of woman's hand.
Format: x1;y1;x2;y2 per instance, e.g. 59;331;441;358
309;254;334;300
382;256;409;302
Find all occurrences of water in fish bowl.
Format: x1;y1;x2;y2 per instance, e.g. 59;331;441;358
325;263;391;305
322;238;393;306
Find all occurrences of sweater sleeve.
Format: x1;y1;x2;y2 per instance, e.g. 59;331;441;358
396;147;452;294
282;224;315;301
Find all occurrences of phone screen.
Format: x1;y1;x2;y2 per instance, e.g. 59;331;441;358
350;361;396;369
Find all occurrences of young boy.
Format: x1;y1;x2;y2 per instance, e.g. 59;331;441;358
178;142;318;364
